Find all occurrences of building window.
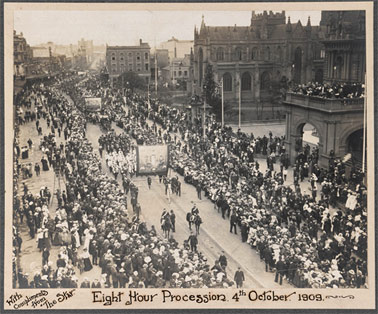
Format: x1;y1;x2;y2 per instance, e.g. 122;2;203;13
235;47;242;61
251;47;258;60
129;64;133;71
178;70;182;76
129;53;132;57
260;71;271;90
277;46;283;62
223;72;232;91
112;56;116;61
241;72;252;91
137;56;140;61
265;47;271;61
174;71;177;77
320;49;325;59
184;70;188;76
145;64;149;71
216;47;224;61
137;68;141;72
120;57;124;61
145;52;148;60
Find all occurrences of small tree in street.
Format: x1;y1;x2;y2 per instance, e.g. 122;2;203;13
202;64;228;121
268;76;288;120
117;71;146;92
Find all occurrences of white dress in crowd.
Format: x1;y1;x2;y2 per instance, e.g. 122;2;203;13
345;192;357;210
83;228;94;251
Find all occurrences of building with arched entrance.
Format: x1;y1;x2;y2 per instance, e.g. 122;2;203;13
283;93;364;167
283;10;366;168
192;11;325;121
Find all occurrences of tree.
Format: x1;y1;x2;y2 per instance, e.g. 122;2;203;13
268;76;288;120
202;64;225;121
117;71;146;92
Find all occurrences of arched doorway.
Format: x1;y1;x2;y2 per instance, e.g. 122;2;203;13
346;128;364;163
260;71;271;91
296;122;320;162
199;48;203;87
293;47;302;84
241;72;252;91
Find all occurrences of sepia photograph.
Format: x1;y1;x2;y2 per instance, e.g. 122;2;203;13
2;1;375;311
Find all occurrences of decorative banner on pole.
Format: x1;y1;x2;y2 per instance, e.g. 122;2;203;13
136;145;169;176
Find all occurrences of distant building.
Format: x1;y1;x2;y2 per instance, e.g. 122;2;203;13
160;37;193;60
32;46;50;58
106;39;151;86
162;54;192;91
13;31;32;77
78;38;94;64
192;11;326;120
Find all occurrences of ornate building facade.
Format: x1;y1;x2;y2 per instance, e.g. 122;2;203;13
283;10;366;167
320;11;366;83
192;11;326;120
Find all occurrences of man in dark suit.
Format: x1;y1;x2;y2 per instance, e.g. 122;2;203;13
230;212;238;234
188;231;198;252
275;255;286;285
234;267;245;288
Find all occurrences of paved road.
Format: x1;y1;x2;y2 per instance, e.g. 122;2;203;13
86;122;290;288
17;94;318;288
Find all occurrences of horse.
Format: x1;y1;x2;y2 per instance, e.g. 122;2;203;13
161;215;172;238
193;214;203;235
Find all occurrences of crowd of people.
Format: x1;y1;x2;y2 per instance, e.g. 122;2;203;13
12;73;236;289
84;76;367;289
12;72;368;289
290;81;365;99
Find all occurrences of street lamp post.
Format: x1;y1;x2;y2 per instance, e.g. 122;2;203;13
203;96;206;138
147;76;151;110
221;78;224;128
238;77;241;129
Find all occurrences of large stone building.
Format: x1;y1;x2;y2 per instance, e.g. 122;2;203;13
192;11;327;120
283;10;366;167
13;31;32;78
320;11;366;83
106;39;151;86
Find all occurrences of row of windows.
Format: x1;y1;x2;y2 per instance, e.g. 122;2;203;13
214;46;283;62
221;71;271;92
110;52;149;60
111;63;149;70
111;64;149;73
173;70;188;77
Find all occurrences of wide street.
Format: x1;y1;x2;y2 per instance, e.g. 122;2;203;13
16;93;321;289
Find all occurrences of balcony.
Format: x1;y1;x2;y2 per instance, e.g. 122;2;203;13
284;92;364;113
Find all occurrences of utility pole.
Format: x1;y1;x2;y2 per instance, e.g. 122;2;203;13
238;76;241;129
221;78;224;128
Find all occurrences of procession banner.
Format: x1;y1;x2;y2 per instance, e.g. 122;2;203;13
84;97;102;112
136;145;169;176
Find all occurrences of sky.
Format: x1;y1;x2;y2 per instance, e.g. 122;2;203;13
14;10;322;47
